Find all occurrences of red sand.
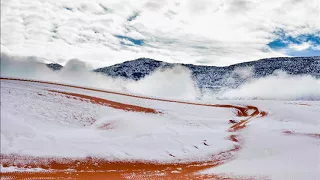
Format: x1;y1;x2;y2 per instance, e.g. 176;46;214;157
0;78;268;179
48;89;161;114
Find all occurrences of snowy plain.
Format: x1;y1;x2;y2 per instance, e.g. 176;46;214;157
0;79;236;161
1;78;319;179
200;100;320;179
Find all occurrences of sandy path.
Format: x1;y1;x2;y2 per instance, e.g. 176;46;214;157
0;78;267;179
48;89;161;114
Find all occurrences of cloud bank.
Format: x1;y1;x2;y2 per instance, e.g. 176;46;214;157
217;71;320;100
1;53;319;101
1;0;319;68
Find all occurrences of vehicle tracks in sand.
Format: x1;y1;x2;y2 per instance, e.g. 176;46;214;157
283;130;320;139
1;78;268;179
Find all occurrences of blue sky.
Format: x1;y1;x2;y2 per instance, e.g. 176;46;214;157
268;30;320;57
115;35;144;46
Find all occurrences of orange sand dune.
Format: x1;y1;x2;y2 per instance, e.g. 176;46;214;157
0;78;268;179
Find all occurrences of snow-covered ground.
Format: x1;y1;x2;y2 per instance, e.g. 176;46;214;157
1;78;319;179
0;78;238;161
200;100;320;179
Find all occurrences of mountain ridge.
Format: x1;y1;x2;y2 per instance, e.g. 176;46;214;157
48;56;320;91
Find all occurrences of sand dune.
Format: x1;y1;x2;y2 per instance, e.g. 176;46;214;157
1;78;319;179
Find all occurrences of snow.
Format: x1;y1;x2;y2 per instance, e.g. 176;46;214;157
2;53;319;101
1;78;320;179
0;165;47;173
0;79;235;162
200;100;320;179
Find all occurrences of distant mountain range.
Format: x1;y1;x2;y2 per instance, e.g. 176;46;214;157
47;56;320;91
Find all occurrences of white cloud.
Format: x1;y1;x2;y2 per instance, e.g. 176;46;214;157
1;0;319;68
289;42;311;51
218;71;320;100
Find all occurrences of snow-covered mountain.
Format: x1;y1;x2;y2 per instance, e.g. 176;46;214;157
94;56;320;91
46;56;320;92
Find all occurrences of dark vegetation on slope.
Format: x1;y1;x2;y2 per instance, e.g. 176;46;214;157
48;56;320;91
47;63;63;71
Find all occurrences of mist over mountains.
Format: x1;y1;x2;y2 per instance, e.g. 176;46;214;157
2;52;319;100
48;56;320;92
